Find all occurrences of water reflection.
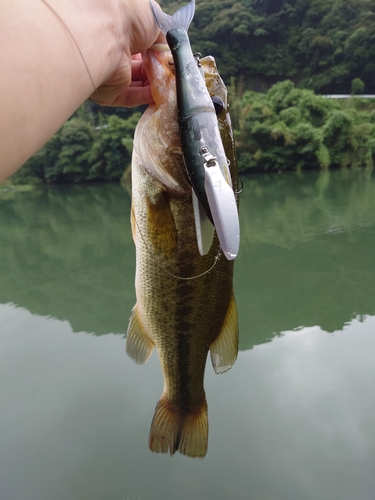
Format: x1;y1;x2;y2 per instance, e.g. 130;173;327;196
236;169;375;349
0;185;135;335
2;172;375;500
2;170;375;349
1;302;375;500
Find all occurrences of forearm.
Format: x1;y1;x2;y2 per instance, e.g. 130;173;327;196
0;0;151;181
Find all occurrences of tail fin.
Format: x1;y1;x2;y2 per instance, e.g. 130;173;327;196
148;395;208;458
150;0;195;34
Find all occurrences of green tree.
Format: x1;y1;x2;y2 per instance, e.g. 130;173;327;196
12;110;140;185
237;80;375;172
237;80;336;171
51;118;94;183
351;77;365;95
89;113;140;182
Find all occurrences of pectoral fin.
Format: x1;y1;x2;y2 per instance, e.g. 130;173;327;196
147;192;178;257
126;305;154;365
210;293;238;374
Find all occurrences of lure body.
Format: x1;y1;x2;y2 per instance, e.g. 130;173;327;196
151;0;240;260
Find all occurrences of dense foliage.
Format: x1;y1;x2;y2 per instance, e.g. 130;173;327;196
236;80;375;172
179;0;375;94
14;81;375;183
11;110;140;185
9;0;375;184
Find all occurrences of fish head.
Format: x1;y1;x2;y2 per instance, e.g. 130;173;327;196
200;56;228;112
136;45;191;194
143;44;176;108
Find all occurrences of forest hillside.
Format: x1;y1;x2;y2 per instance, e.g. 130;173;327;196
9;0;375;183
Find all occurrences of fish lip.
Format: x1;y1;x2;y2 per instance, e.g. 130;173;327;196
150;43;170;52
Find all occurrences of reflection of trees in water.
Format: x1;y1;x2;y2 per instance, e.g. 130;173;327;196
0;185;135;335
240;169;375;250
1;171;375;347
237;169;375;350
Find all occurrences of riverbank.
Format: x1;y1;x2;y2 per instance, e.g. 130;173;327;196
7;80;375;186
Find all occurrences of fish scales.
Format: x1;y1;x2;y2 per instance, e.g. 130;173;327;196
126;45;238;458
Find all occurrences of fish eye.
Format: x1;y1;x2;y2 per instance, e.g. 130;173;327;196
212;96;225;115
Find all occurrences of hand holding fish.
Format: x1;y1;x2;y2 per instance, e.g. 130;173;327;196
0;0;160;181
89;32;167;108
89;54;154;108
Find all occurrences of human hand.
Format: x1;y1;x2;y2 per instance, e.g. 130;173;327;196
0;0;163;178
90;0;160;107
90;54;154;107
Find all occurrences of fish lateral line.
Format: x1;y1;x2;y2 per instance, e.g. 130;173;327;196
133;206;222;280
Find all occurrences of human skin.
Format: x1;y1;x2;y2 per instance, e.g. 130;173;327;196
0;0;160;182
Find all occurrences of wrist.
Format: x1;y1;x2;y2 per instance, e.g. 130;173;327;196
44;0;126;87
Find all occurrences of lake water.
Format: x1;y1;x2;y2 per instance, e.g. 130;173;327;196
1;169;375;500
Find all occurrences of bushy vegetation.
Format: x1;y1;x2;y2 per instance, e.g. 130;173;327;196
235;80;375;172
11;81;375;183
10;109;140;185
183;0;375;95
8;0;375;184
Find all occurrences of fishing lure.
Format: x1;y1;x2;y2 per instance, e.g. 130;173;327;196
150;0;240;260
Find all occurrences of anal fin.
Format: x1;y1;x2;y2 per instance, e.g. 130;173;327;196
210;292;238;374
126;304;154;365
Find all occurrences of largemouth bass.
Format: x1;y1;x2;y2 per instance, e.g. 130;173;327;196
126;4;239;459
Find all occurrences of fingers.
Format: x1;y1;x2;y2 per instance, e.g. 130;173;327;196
131;58;147;82
112;85;154;108
92;45;162;108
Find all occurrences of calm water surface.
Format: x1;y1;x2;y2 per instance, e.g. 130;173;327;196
1;170;375;500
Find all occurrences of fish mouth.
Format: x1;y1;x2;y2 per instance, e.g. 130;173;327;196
151;43;170;52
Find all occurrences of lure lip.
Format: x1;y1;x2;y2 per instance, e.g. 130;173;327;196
202;154;240;260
